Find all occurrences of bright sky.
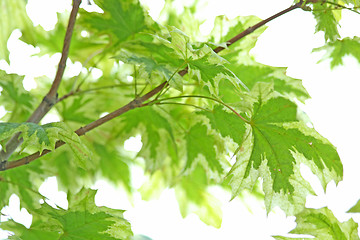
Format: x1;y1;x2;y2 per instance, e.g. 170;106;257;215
1;0;360;239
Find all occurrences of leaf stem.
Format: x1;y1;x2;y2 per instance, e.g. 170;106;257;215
153;95;250;123
151;101;211;112
154;62;187;100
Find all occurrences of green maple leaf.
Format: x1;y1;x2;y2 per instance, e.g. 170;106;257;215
199;105;246;146
0;188;132;240
313;37;360;68
185;123;224;174
119;106;176;171
59;96;96;124
312;3;340;42
225;63;310;102
80;0;153;43
0;70;36;121
0;122;91;169
227;92;342;215
211;15;266;54
0;0;36;62
93;143;131;191
187;46;248;93
347;199;360;213
274;207;359;240
175;166;222;228
21;12;104;65
0;160;45;210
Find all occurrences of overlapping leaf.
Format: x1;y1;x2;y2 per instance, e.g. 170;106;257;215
199;105;247;146
0;188;133;239
0;122;90;169
211;15;266;54
21;13;105;64
93;143;131;191
175;166;222;228
313;37;360;68
225;91;342;215
0;159;45;210
312;2;340;42
185;123;223;174
187;48;248;92
80;0;154;43
225;63;310;102
274;207;359;240
0;70;35;121
0;0;36;62
118;106;176;171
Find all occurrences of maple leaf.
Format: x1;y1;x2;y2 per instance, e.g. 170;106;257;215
175;166;222;228
93;143;132;191
199;105;246;146
80;0;153;43
0;160;45;210
225;63;310;102
347;198;360;213
0;70;36;121
313;37;360;68
0;122;91;169
226;92;342;215
211;15;266;54
21;12;105;65
312;3;340;42
185;123;223;174
0;188;133;239
0;0;36;62
118;106;176;171
274;207;359;240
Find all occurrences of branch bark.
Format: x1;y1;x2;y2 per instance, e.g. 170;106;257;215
0;0;82;165
0;0;304;171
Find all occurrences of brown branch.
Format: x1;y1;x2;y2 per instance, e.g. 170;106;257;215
213;1;304;53
0;0;82;165
0;0;304;171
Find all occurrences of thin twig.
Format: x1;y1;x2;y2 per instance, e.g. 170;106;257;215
0;0;82;166
213;0;304;53
153;95;250;123
1;0;303;171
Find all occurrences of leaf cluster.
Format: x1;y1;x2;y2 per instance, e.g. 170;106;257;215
0;0;359;239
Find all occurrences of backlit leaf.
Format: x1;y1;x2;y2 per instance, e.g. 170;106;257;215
228;95;343;215
175;166;222;228
0;0;36;62
313;37;360;68
0;188;133;240
0;70;35;121
0;122;91;169
312;3;340;42
119;106;176;171
225;63;310;102
0;160;45;210
185;123;223;174
199;105;246;146
187;47;248;92
274;207;359;240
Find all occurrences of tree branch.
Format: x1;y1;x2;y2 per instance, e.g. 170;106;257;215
0;0;304;171
0;0;82;165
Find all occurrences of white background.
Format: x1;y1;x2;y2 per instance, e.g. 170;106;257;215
1;0;360;239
